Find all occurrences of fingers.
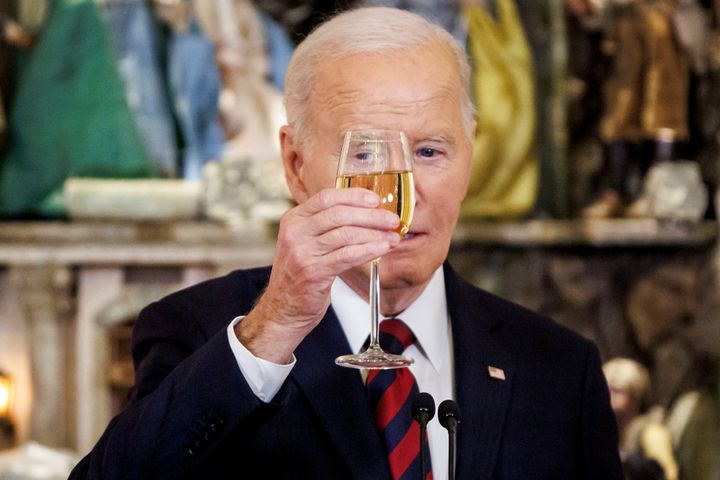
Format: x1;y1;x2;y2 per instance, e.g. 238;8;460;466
310;204;400;236
316;225;397;251
291;226;400;279
277;222;399;269
286;237;398;284
274;186;401;279
300;187;379;215
253;187;401;338
322;239;397;274
294;188;399;236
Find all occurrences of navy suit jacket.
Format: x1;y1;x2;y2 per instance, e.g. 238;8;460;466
70;264;622;479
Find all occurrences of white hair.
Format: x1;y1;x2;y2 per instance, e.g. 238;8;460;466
284;7;476;150
603;358;651;403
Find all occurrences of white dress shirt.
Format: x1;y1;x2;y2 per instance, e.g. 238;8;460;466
227;266;454;479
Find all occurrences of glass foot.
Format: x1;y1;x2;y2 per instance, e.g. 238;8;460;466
335;346;414;370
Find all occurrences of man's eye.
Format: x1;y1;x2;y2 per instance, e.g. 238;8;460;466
354;152;371;162
417;148;438;158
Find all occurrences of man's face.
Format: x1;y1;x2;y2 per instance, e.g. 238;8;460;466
284;42;473;291
609;387;631;415
608;387;639;420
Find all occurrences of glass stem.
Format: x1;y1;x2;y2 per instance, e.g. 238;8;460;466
368;258;381;350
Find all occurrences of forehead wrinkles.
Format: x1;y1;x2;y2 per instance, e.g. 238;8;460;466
309;81;461;132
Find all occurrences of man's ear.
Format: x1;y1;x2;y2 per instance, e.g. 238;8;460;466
279;125;310;204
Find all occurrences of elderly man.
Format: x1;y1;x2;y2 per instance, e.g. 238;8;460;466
71;7;622;479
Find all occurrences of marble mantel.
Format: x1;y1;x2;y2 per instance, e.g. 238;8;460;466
453;218;718;247
0;220;277;268
0;219;716;267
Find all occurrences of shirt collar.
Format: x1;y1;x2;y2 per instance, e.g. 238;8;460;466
331;266;448;373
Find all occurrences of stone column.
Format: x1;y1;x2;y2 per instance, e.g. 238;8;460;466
74;267;124;455
12;265;74;448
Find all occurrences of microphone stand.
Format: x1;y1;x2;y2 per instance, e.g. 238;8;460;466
420;419;429;478
438;400;461;480
412;392;435;480
448;420;456;480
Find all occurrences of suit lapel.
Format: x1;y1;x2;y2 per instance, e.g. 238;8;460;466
445;265;515;480
291;307;390;480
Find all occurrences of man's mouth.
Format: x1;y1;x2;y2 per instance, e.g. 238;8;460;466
403;232;419;240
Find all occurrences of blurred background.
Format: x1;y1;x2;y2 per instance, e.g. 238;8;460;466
0;0;719;478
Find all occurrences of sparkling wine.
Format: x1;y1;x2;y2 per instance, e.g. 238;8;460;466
336;170;414;236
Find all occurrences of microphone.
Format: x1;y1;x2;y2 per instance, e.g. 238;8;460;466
412;392;435;479
438;399;461;480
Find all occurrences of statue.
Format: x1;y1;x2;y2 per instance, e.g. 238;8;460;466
603;358;678;480
603;357;679;480
583;0;691;218
460;0;539;219
184;0;290;225
0;8;38;147
0;0;154;217
153;0;225;180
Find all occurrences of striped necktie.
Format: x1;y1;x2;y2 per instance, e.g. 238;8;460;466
366;318;432;480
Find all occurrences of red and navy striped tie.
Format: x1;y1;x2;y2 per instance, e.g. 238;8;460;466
367;318;432;480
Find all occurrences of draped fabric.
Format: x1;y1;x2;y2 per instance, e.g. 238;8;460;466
166;18;224;180
599;0;689;143
0;0;153;217
100;0;179;177
0;92;5;139
461;0;538;219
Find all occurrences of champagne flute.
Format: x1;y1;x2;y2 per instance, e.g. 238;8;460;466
334;129;415;369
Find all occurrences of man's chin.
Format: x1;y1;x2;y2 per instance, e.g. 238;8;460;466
338;257;442;314
340;242;445;293
377;258;440;291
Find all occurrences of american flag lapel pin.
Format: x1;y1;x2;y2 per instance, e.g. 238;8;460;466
488;366;506;381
